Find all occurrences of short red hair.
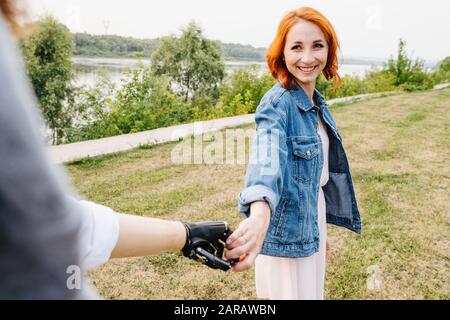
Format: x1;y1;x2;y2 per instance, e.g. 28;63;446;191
267;7;341;90
1;0;20;33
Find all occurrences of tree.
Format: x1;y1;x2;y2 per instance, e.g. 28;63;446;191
150;21;225;102
21;16;75;144
386;38;432;91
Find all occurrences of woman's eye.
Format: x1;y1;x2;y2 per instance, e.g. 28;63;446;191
314;43;324;48
292;45;302;50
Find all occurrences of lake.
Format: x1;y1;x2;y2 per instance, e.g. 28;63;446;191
73;56;377;89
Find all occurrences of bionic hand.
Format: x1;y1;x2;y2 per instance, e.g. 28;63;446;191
182;221;237;271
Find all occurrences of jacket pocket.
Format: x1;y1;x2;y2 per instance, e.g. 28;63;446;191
290;136;319;185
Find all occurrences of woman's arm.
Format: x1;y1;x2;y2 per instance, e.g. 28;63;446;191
227;100;288;272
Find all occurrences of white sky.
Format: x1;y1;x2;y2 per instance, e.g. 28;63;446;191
27;0;450;62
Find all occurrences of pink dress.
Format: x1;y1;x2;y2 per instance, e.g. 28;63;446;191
254;114;330;300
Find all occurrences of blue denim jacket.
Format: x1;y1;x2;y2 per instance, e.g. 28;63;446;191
238;82;362;257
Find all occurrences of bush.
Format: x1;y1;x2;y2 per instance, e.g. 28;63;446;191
430;56;450;85
67;65;190;142
364;69;398;93
219;66;275;115
385;39;433;91
317;75;369;100
64;74;116;142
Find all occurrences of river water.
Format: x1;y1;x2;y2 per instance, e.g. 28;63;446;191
73;56;377;89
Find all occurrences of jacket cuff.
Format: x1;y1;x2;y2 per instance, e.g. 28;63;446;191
238;184;277;218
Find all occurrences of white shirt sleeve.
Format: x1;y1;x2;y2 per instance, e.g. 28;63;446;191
74;199;120;271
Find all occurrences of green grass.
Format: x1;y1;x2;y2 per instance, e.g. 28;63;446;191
67;87;450;299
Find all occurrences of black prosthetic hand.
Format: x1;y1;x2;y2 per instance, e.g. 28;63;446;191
182;221;237;271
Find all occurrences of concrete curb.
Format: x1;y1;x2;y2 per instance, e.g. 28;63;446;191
50;114;255;163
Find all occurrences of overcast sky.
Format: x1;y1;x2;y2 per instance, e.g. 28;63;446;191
28;0;450;62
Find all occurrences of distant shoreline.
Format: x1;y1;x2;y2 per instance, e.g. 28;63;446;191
72;55;384;67
72;32;387;66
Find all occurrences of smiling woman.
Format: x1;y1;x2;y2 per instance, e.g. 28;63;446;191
267;7;341;92
226;7;361;300
282;19;329;99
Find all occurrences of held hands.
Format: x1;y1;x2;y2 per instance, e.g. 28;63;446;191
182;221;238;271
225;201;271;272
181;204;329;272
225;203;331;272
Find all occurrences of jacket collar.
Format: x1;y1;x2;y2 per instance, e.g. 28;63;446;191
287;82;326;112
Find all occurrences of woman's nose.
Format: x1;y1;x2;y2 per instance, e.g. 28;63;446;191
300;50;315;64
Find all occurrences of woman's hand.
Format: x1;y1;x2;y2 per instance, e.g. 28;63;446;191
225;201;271;272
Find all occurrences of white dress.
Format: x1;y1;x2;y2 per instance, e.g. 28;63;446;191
254;113;330;300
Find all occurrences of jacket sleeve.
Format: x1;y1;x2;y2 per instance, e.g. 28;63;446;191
237;99;288;217
66;198;120;271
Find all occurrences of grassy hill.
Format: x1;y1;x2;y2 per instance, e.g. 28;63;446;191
67;88;450;299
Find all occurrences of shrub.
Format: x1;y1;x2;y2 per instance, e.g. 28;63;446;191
385;39;433;91
67;65;190;142
219;66;275;115
430;56;450;85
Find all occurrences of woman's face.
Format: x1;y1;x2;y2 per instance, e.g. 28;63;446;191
283;18;328;88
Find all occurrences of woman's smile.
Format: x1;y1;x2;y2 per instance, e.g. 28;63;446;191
297;65;319;73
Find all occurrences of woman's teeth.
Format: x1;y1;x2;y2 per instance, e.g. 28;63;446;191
298;66;316;72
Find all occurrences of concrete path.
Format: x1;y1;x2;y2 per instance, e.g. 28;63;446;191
50;114;255;163
48;89;424;163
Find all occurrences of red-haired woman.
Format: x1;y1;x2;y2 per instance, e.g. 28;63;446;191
226;7;362;299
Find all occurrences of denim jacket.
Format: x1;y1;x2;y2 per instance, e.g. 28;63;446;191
238;82;362;257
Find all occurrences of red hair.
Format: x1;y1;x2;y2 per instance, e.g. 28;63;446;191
267;7;341;90
1;0;30;36
1;0;20;33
